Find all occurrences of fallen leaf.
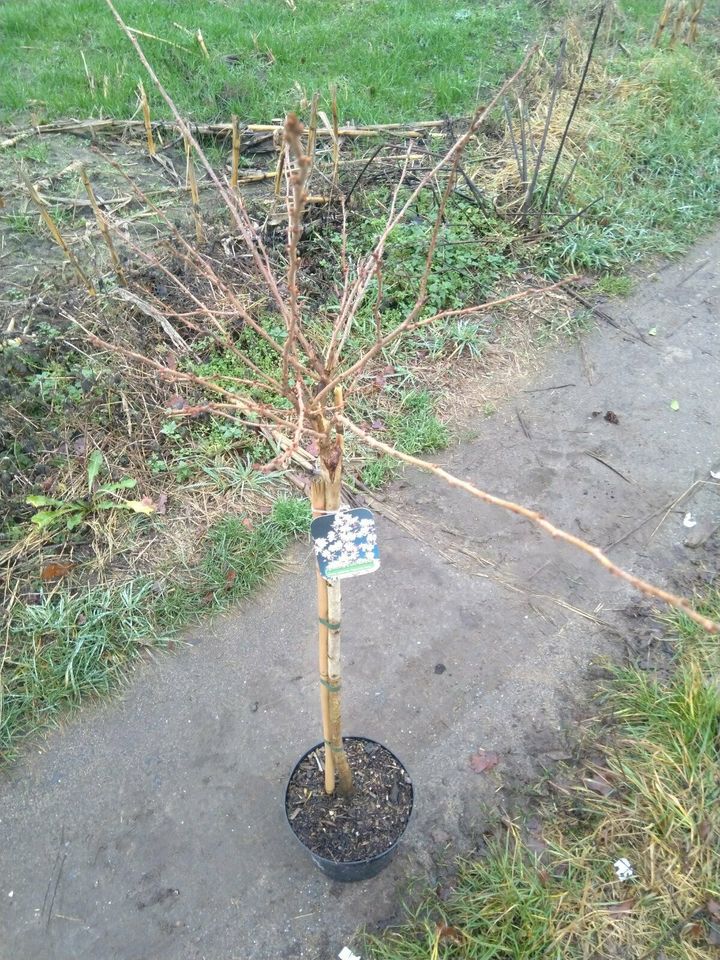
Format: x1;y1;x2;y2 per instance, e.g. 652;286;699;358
606;898;635;918
165;351;178;371
370;419;386;431
40;561;74;581
707;900;720;920
373;372;387;390
305;439;320;458
202;591;214;605
167;395;186;411
685;921;705;941
699;819;712;842
708;922;720;946
154;493;168;515
469;750;500;774
435;923;466;946
225;569;237;589
122;498;156;514
670;399;680;411
242;517;254;530
41;475;55;493
583;772;613;796
72;436;87;456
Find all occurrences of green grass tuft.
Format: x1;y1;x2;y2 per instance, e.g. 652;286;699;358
1;498;310;758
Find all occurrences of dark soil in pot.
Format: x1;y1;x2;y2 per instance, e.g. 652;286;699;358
285;737;413;863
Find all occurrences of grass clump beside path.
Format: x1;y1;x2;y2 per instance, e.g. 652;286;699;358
368;594;720;960
1;497;310;760
0;0;543;124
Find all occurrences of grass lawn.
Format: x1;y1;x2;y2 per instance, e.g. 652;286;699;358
1;0;545;124
2;1;707;125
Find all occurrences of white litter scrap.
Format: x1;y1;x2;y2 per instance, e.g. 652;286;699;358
614;858;635;881
711;470;720;480
683;512;697;528
339;948;361;960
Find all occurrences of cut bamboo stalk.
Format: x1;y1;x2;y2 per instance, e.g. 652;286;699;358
688;0;705;41
653;0;675;46
1;117;451;150
128;26;192;53
79;167;126;283
311;478;335;794
307;93;319;174
184;137;204;243
330;86;340;188
196;29;209;59
274;138;286;198
138;81;156;156
23;174;95;294
669;0;688;47
230;114;241;189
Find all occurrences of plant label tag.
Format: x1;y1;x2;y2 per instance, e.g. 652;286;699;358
311;507;380;581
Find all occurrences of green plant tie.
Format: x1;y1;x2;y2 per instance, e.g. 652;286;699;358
324;740;346;754
319;677;342;693
318;617;341;631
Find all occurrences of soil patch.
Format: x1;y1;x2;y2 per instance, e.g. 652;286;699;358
286;738;413;863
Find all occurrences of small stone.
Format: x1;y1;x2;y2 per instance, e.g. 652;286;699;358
434;663;447;675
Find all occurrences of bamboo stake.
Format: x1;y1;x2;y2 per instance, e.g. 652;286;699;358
185;138;203;243
320;389;354;796
138;81;156;157
311;478;335;794
80;167;126;283
230;114;241;189
341;417;720;636
23;174;95;294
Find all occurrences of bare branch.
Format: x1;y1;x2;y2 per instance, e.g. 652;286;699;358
341;417;720;635
320;277;577;404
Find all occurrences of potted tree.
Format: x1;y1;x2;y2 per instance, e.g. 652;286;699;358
88;2;720;880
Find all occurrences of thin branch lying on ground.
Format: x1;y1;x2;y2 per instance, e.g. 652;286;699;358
340;418;720;635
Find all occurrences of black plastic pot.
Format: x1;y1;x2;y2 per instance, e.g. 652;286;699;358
285;736;414;882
